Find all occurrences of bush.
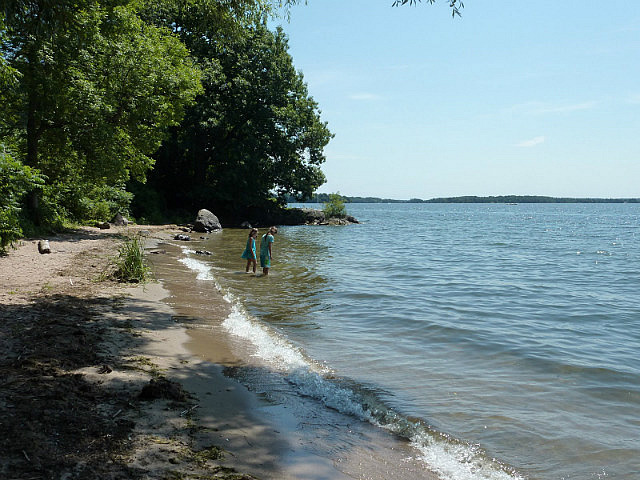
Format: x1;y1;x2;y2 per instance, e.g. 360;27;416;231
111;234;150;283
0;147;45;252
66;182;133;223
322;193;347;219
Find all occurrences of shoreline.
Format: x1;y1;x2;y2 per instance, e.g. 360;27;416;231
0;225;439;479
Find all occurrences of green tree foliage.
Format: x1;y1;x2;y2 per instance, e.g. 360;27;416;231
1;0;202;224
0;146;44;252
140;19;333;222
392;0;464;17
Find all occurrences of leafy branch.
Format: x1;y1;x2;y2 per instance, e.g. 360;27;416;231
392;0;464;17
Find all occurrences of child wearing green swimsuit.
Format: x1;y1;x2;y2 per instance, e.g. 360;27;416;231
259;226;278;276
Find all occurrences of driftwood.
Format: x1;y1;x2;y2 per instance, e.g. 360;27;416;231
38;240;51;254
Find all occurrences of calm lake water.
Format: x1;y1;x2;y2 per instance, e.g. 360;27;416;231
174;203;640;480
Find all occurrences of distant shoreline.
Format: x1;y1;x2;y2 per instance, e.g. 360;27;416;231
292;195;640;204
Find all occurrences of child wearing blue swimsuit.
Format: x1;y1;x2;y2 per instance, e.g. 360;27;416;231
241;228;258;273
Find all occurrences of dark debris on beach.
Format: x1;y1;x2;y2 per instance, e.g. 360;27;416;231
0;288;259;480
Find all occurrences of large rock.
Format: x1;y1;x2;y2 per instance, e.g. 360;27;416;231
193;209;221;233
301;208;326;225
262;207;359;226
111;213;129;226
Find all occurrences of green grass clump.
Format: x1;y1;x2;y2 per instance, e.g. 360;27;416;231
112;235;150;283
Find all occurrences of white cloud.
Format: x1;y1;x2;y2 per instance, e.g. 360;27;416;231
301;69;350;87
516;136;545;148
509;101;597;115
539;102;597;114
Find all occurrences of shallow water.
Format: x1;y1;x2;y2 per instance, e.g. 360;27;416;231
170;203;640;480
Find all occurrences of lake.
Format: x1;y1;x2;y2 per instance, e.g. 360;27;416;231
171;203;640;480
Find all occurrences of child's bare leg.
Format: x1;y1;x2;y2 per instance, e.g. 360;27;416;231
245;260;251;272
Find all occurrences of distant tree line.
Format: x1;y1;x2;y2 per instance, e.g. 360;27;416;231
286;193;408;204
287;194;640;204
423;196;640;203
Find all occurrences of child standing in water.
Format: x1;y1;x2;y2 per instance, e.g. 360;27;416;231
241;228;259;273
260;226;278;276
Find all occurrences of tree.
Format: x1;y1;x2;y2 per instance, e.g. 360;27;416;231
0;0;202;223
141;21;333;222
323;193;347;219
0;145;44;252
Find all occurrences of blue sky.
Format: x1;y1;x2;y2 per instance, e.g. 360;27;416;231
276;1;640;199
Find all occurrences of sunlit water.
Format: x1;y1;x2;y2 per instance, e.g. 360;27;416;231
173;203;640;480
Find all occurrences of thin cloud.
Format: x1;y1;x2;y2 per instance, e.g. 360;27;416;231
516;136;545;148
509;101;597;115
538;101;597;114
300;68;354;87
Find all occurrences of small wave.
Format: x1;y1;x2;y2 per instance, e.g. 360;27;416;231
222;296;311;371
178;258;213;281
177;248;218;283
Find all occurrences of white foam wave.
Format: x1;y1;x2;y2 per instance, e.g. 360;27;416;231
222;299;309;370
177;247;219;282
410;433;525;480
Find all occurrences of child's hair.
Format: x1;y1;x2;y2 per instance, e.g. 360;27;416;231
248;228;258;237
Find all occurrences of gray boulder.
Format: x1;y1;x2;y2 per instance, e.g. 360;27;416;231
301;208;326;225
193;209;221;233
111;213;129;226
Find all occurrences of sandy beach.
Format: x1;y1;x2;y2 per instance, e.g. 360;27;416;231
0;225;439;480
0;225;270;479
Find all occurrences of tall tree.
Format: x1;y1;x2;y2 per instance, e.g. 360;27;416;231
142;20;332;221
0;0;202;222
